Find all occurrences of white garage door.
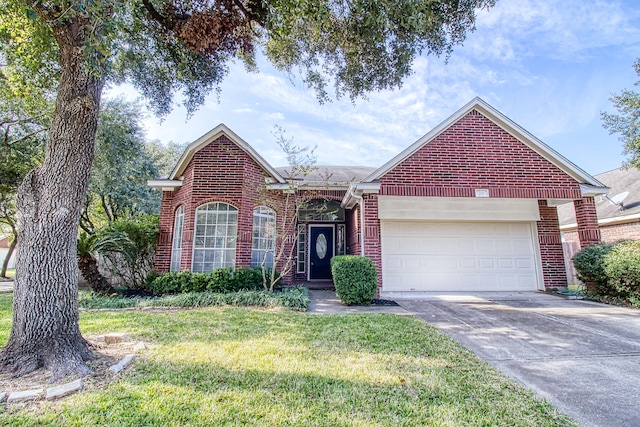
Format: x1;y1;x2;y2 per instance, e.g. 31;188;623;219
381;221;540;292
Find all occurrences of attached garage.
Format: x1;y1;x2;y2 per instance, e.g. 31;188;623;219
378;196;543;293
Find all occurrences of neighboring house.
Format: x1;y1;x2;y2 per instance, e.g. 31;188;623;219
0;235;16;270
558;167;640;284
149;97;608;296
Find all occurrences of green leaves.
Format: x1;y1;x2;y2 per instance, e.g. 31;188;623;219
602;59;640;168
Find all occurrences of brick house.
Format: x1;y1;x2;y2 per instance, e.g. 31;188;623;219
149;98;608;296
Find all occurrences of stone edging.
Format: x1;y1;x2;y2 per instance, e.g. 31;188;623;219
1;333;143;405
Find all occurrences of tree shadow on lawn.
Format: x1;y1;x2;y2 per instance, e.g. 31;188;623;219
0;358;574;427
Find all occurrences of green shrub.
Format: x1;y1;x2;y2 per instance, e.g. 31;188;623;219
572;242;616;294
331;255;377;305
603;240;640;300
232;267;263;291
149;267;271;295
149;271;192;294
98;215;159;289
205;268;232;293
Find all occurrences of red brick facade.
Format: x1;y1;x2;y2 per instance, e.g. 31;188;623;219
154;105;603;292
573;197;601;247
537;200;567;288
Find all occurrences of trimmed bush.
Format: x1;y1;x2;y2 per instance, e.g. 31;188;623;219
603;240;640;302
572;242;615;295
331;255;377;305
149;267;271;295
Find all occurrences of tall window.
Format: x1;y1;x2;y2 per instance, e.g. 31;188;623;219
192;202;238;272
297;224;306;273
170;206;184;272
251;206;276;268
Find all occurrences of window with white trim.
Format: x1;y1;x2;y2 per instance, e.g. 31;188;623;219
297;224;306;273
170;206;184;272
192;202;238;272
251;206;276;268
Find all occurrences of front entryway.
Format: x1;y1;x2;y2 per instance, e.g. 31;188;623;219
309;226;334;280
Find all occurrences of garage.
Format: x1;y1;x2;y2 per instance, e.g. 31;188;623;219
378;196;542;293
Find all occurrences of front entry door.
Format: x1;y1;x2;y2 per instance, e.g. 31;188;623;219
309;226;334;280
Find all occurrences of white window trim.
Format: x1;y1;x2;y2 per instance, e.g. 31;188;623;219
170;206;184;272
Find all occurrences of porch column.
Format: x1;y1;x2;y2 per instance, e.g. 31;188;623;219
574;197;601;248
537;200;567;289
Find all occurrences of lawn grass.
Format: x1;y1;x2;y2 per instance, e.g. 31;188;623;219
0;294;575;426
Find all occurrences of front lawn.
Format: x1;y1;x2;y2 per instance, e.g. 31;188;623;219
0;294;574;426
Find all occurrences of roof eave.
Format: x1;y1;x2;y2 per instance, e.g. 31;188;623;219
147;179;183;191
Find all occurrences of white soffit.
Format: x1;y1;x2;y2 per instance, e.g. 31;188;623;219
364;97;607;191
147;179;183;191
378;196;541;222
169;124;286;183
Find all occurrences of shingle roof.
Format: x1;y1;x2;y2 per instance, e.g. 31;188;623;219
558;166;640;227
274;165;376;186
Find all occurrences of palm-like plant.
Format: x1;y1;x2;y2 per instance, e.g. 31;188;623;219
76;231;127;295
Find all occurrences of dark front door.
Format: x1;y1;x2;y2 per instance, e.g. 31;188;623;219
309;226;333;280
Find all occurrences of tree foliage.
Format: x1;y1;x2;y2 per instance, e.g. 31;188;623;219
81;98;172;231
602;58;640;168
0;0;495;378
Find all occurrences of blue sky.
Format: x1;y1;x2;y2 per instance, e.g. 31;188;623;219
107;0;640;176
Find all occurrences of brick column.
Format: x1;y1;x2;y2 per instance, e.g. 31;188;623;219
537;200;567;289
362;194;382;295
155;192;175;273
574;197;601;248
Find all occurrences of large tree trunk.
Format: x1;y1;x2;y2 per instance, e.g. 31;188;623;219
0;15;104;379
0;234;16;279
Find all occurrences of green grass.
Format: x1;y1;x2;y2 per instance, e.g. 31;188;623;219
0;294;575;426
1;269;14;279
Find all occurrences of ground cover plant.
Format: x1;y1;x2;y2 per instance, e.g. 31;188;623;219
0;294;574;426
77;287;310;311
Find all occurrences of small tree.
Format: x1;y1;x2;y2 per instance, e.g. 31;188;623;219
76;232;118;295
602;58;640;168
256;127;318;291
98;215;159;290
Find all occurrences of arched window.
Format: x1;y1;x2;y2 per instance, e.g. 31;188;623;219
192;202;238;272
170;206;184;272
251;206;276;268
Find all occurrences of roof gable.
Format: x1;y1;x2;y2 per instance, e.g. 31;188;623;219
364;97;606;191
169;124;286;183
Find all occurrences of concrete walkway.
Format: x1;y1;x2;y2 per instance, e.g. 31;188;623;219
307;289;409;314
397;292;640;427
0;281;13;292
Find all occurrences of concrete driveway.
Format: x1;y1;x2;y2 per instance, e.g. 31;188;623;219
397;292;640;427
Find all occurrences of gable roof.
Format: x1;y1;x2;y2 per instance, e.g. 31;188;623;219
169;124;286;184
558;166;640;229
363;97;607;193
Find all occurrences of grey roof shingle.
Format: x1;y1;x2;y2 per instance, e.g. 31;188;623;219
558;167;640;226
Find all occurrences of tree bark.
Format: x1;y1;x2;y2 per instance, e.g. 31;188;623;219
0;15;104;379
0;234;16;278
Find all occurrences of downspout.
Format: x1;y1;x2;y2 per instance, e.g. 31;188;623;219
348;186;365;256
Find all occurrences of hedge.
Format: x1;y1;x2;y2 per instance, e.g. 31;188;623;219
149;267;274;295
331;255;377;305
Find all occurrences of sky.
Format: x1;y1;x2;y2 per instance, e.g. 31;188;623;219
106;0;640;177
